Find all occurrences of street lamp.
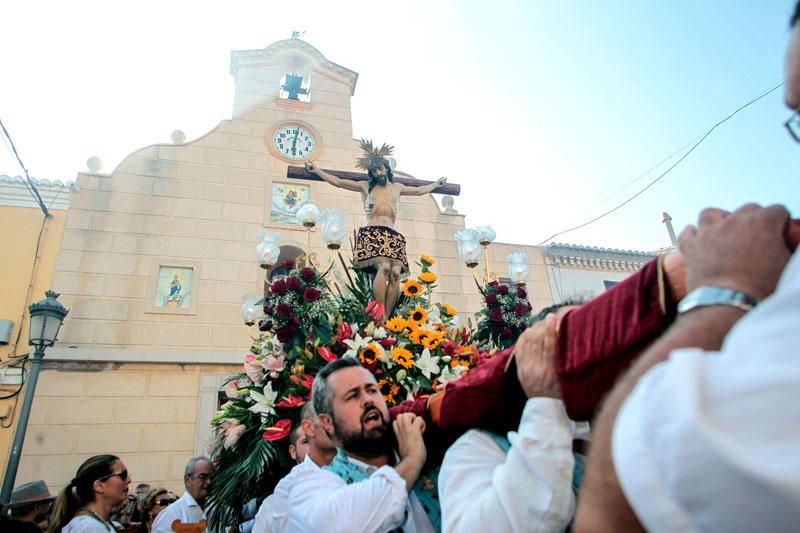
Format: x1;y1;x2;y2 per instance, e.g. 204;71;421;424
1;291;68;505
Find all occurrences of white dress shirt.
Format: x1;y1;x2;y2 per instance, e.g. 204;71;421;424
613;250;800;533
254;454;321;533
286;452;436;533
439;397;578;533
152;491;206;533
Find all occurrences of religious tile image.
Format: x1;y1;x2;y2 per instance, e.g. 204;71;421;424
270;182;310;224
154;266;193;308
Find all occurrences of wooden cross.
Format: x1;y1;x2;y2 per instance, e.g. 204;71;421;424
286;165;461;196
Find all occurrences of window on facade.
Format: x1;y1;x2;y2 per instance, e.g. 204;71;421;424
279;73;310;102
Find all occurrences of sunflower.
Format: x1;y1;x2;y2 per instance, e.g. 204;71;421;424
433;322;447;334
407;306;428;327
386;316;407;333
441;303;458;316
420;254;436;266
410;328;433;346
392;347;414;369
378;378;401;404
402;279;424;297
418;272;437;284
358;342;383;366
422;332;443;350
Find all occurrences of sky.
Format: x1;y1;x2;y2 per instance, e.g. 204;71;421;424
1;0;798;252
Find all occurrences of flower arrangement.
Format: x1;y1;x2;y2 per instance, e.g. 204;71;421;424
474;281;533;349
207;254;475;529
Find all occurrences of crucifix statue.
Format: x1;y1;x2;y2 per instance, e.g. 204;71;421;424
303;140;446;320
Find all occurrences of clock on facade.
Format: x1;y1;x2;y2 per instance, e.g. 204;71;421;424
268;121;320;162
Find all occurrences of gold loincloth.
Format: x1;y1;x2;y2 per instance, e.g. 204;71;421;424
353;226;409;274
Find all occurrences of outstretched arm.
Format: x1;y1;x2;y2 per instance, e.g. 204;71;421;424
400;177;446;196
305;161;363;192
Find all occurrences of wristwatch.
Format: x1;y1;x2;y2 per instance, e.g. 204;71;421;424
677;285;759;314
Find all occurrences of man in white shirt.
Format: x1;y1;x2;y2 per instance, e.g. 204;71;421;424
287;358;434;533
574;4;800;531
253;402;336;533
440;311;588;533
152;456;214;533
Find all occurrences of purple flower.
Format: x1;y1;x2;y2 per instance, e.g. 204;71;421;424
271;279;287;296
485;294;498;306
497;284;509;295
526;302;533;311
303;287;320;302
300;267;315;283
516;287;527;299
276;303;292;318
500;327;513;340
489;308;504;322
276;327;292;343
263;305;274;315
258;320;272;332
286;315;300;331
286;276;301;291
514;303;527;317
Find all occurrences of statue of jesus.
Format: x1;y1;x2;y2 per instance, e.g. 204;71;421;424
305;140;446;320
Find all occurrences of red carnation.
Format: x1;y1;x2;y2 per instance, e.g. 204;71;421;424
489;308;504;322
276;327;292;343
497;284;509;295
276;303;292;318
262;419;292;442
500;327;513;340
283;259;296;271
485;294;498;306
286;315;300;331
271;279;287;295
303;287;320;302
286;276;301;291
300;267;315;282
514;303;527;317
516;287;527;298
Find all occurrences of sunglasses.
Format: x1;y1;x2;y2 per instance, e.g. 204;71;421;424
99;469;128;482
155;498;177;506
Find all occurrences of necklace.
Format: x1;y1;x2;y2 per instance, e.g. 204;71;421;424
82;508;114;531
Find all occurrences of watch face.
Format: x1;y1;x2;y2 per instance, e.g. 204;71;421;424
271;124;317;160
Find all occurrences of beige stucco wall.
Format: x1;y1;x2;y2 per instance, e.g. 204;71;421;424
8;39;554;490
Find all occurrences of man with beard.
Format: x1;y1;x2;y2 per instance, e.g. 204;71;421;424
286;358;435;533
305;140;445;320
254;402;337;533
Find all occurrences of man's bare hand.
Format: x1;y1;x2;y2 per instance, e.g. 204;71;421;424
679;204;792;301
393;413;426;464
514;313;561;399
436;177;447;187
304;161;320;174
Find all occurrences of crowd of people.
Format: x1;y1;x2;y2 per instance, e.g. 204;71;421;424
2;2;799;532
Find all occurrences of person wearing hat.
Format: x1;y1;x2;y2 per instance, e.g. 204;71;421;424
6;480;54;529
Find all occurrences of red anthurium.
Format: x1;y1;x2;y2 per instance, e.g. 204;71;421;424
317;346;337;363
275;394;305;408
300;373;314;392
262;419;292;441
365;300;385;324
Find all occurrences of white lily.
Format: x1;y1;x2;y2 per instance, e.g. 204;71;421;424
342;333;373;358
440;364;468;385
248;382;278;420
414;348;441;379
372;327;387;340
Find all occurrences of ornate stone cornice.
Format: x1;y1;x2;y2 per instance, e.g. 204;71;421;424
544;242;657;272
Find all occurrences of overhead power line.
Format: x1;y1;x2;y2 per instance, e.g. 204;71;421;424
0;118;49;216
536;80;785;246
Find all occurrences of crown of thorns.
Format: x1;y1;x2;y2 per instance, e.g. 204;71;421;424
355;139;394;171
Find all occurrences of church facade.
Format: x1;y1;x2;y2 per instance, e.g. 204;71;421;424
1;39;650;493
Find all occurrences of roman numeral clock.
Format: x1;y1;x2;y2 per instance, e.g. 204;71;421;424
268;121;321;162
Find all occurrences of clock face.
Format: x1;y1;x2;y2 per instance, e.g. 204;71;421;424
271;123;317;161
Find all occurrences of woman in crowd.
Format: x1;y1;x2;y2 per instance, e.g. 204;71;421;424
137;488;177;533
46;454;132;533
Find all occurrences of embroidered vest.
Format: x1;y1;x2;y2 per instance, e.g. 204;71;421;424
323;448;441;532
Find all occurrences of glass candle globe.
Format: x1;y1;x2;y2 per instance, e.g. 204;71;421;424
475;224;496;246
454;229;481;268
507;252;530;285
295;202;321;228
256;230;282;269
240;293;262;326
321;207;348;250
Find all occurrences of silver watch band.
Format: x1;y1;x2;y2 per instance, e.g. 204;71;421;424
677;285;759;314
